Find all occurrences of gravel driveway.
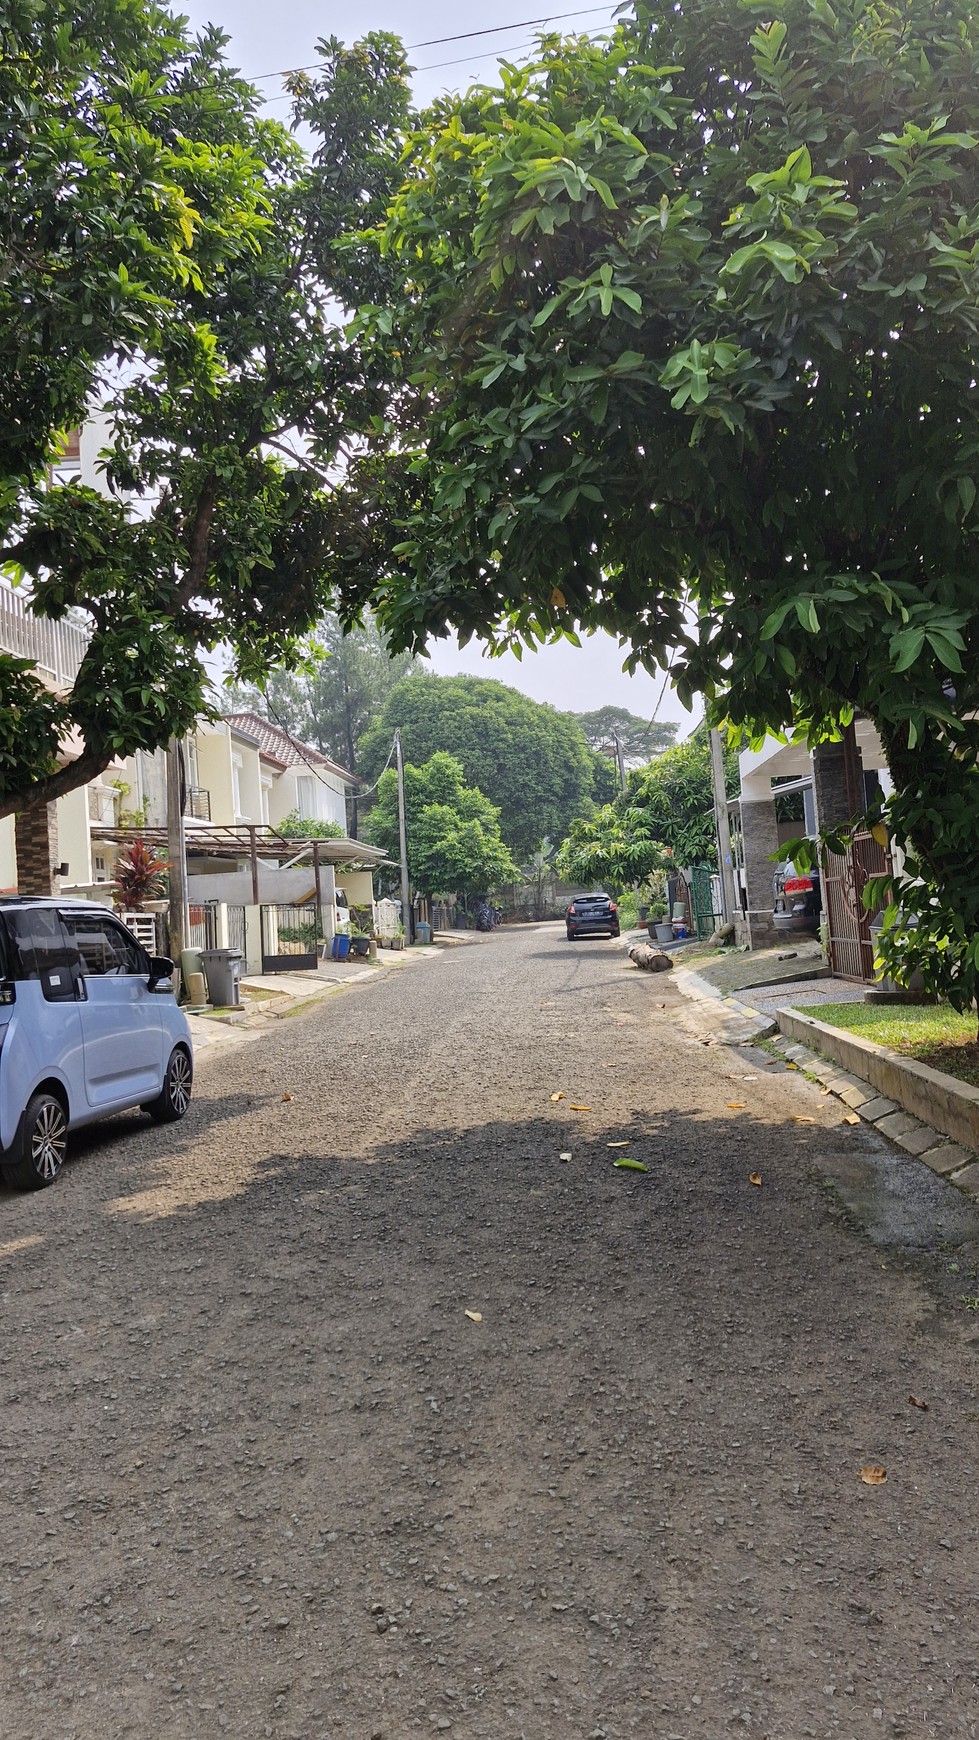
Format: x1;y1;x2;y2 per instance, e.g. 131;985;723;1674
2;925;978;1739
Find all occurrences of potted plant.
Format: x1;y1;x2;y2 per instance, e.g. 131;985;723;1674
647;901;674;945
389;923;406;952
114;838;169;911
350;927;371;957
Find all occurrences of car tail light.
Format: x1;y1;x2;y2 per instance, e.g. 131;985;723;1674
783;876;813;895
609;902;617;912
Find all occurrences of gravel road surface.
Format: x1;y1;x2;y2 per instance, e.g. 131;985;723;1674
2;925;978;1740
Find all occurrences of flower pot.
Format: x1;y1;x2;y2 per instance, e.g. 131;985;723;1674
390;936;405;951
352;936;370;957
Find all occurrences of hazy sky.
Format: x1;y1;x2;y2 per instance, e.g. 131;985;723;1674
181;0;689;728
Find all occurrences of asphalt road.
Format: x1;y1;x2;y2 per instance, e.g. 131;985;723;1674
2;925;978;1739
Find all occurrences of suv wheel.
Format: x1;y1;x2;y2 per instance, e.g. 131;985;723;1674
4;1092;69;1191
144;1047;192;1124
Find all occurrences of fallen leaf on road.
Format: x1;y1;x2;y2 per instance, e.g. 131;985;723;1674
842;1112;861;1125
608;1141;630;1148
569;1104;591;1112
859;1465;887;1485
558;1152;572;1163
785;1062;799;1070
908;1394;929;1410
464;1310;482;1323
282;1093;293;1102
550;1091;565;1102
613;1159;649;1172
790;1115;816;1124
748;1172;763;1186
727;1102;747;1110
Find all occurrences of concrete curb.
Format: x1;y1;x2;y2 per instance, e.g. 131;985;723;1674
776;1006;979;1152
673;967;778;1046
773;1010;979;1199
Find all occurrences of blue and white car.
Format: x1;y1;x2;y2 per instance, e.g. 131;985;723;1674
0;898;193;1191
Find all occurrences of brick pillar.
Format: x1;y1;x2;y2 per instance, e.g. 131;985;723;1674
15;803;60;895
812;727;865;828
740;796;783;949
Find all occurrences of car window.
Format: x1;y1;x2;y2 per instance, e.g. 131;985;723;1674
3;907;80;981
62;914;147;976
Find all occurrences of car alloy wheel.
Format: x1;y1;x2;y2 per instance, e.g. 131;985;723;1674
145;1047;193;1124
166;1049;192;1116
4;1092;70;1190
30;1097;67;1184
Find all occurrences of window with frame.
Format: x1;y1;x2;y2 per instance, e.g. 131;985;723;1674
61;913;146;976
3;908;80;981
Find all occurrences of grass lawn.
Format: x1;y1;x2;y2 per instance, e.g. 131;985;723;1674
811;1001;979;1088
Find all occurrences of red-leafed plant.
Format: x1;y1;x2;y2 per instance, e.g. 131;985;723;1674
113;838;169;910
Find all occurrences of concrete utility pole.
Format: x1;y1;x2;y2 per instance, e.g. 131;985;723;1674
166;737;190;965
709;727;738;926
394;729;413;944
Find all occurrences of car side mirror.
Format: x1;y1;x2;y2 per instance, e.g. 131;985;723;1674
148;955;175;989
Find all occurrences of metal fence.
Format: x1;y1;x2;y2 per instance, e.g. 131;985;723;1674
260;903;323;972
227;905;246;955
187;901;219;952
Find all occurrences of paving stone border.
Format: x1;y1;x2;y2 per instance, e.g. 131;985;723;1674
770;1014;979;1201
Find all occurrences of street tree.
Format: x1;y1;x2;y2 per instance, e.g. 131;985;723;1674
624;737;738;867
0;18;413;821
366;751;515;897
556;804;669;895
359;673;597;860
330;0;979;1009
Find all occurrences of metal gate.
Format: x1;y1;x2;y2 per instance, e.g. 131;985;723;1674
823;830;891;982
260;904;320;973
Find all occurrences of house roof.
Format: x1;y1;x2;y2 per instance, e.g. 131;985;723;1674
222;712;359;786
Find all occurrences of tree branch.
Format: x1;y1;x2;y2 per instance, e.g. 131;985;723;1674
0;748;114;824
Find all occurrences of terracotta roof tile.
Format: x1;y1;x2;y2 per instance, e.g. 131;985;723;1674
223;712;358;785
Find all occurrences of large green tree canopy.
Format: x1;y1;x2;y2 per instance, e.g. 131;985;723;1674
329;0;979;1006
556;734;736;888
366;750;515;896
359;673;599;859
0;10;412;820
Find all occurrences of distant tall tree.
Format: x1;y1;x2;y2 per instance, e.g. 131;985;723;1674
229;612;418;830
359;673;597;859
571;707;677;764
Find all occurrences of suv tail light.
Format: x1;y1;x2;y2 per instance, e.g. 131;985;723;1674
783;876;813;895
609;902;618;912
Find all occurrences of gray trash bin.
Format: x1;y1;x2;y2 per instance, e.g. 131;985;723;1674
200;947;243;1008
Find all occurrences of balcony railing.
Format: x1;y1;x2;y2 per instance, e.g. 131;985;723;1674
188;787;211;821
0;584;88;690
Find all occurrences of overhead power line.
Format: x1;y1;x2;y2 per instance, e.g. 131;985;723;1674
250;6;615;83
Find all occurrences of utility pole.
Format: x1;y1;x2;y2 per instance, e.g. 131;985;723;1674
166;737;190;965
709;726;738;926
611;729;627;794
394;729;413;944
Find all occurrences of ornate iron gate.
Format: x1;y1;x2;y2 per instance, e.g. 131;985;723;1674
823;830;891;982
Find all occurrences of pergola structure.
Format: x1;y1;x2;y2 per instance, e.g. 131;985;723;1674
90;821;391;906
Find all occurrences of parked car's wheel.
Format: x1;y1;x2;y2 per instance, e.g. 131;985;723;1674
3;1091;69;1191
144;1047;193;1124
